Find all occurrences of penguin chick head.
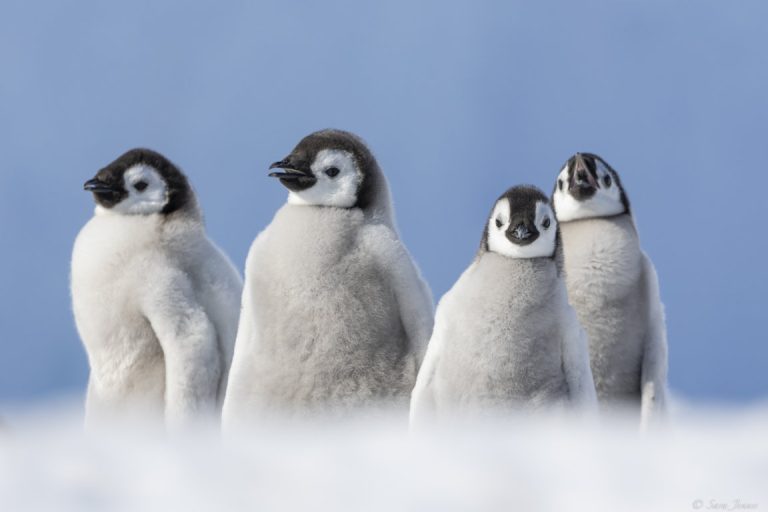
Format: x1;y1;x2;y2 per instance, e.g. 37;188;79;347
268;129;382;210
84;148;192;216
552;152;630;222
484;186;558;259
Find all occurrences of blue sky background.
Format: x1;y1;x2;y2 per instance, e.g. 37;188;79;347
0;0;766;404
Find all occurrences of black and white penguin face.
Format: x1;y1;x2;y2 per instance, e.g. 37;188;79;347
84;149;191;216
268;129;380;209
486;186;558;259
278;148;361;208
552;152;630;222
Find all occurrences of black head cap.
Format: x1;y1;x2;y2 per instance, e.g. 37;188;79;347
481;185;562;265
84;148;192;215
268;129;383;211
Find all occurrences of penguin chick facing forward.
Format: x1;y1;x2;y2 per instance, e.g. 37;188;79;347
410;186;596;426
222;129;434;426
552;153;668;428
71;149;243;429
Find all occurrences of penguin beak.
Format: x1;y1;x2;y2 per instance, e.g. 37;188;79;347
569;154;599;191
83;178;120;194
267;159;315;179
268;159;317;191
506;222;539;246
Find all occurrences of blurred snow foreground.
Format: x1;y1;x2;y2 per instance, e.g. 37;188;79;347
0;400;766;512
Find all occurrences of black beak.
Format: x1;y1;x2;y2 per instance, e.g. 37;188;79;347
569;153;598;190
267;159;314;179
506;222;539;245
267;158;316;191
267;168;314;179
268;159;289;170
83;178;119;194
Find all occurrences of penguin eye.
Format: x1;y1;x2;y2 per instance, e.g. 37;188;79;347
542;217;551;229
134;181;148;192
558;179;563;191
324;167;340;178
495;218;503;229
603;175;612;187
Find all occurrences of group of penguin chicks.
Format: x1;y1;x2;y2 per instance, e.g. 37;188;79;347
71;129;668;432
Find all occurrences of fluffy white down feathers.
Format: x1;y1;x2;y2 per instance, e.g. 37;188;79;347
554;153;668;428
71;143;667;432
410;186;596;426
72;150;242;429
222;131;434;427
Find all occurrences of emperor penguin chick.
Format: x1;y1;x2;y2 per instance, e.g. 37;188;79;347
222;129;434;426
410;186;596;426
552;152;668;428
71;148;243;429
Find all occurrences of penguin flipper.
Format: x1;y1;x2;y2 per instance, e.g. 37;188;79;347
639;253;669;430
361;224;435;364
560;302;599;410
409;322;443;430
199;241;244;405
221;254;260;431
141;268;221;429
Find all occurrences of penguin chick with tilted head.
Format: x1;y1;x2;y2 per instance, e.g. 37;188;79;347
222;129;434;427
71;149;243;429
552;153;668;428
410;186;596;427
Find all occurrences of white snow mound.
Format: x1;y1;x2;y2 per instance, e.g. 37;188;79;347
0;399;766;512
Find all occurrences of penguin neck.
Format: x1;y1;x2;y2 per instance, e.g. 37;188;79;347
559;213;643;291
278;197;393;231
560;211;636;232
94;194;202;223
276;203;367;236
357;165;397;230
467;251;561;307
477;251;558;275
267;204;368;271
92;201;204;245
559;213;638;244
164;197;204;225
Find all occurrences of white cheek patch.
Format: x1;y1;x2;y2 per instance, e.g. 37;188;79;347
555;165;569;193
532;201;558;256
553;167;624;222
111;165;168;215
287;149;362;208
487;199;511;255
594;159;611;179
487;199;557;259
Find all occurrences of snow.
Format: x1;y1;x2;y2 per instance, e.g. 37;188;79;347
1;400;766;512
